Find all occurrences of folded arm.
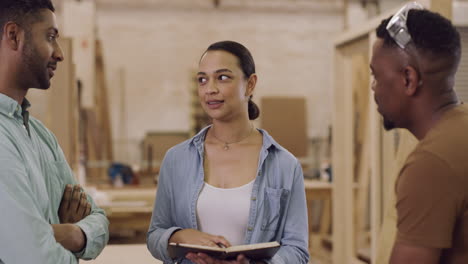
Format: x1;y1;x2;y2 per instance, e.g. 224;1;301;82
0;152;78;263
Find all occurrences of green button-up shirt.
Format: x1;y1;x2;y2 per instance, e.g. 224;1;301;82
0;93;109;263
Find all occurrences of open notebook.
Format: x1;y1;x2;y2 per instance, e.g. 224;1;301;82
168;241;280;260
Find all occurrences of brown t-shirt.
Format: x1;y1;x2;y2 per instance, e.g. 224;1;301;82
396;104;468;264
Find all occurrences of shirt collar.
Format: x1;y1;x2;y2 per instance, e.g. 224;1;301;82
0;93;24;119
189;125;281;153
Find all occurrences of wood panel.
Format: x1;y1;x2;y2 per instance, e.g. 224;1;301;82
375;130;417;264
333;36;370;263
261;97;308;157
95;39;114;163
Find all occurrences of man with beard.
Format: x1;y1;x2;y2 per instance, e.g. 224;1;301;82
370;3;468;264
0;1;109;263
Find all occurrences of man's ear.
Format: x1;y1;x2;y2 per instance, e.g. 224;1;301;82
245;74;257;97
403;65;420;96
2;22;22;51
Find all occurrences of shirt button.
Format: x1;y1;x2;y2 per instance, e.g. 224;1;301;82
248;227;253;231
251;197;256;201
8;112;13;117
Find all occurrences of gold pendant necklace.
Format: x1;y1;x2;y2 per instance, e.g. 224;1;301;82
223;142;230;151
212;124;254;151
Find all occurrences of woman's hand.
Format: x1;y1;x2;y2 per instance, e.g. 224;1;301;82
186;253;250;264
169;229;231;248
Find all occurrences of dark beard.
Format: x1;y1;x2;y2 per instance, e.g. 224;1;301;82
21;31;50;89
383;117;396;131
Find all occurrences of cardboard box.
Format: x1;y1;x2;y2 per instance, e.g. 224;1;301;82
260;97;308;157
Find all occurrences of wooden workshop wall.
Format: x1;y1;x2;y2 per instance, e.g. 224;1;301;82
333;35;370;264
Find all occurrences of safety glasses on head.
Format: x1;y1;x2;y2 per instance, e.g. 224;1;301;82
386;2;424;49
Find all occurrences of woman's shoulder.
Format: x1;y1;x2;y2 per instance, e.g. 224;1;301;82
164;127;209;159
164;137;195;159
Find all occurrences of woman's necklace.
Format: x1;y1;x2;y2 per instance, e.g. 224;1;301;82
211;124;255;150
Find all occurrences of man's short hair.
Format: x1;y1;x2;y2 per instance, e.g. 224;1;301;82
0;0;55;39
376;9;461;68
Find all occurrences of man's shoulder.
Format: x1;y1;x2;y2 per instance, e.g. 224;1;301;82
415;106;468;175
429;104;468;140
0;116;21;151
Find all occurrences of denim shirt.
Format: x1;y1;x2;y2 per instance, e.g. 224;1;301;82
147;126;309;264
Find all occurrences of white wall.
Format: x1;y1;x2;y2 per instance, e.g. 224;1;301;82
96;6;343;163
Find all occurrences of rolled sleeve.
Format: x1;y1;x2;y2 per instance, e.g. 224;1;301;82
48;135;110;260
147;226;182;262
74;206;109;260
0;145;79;263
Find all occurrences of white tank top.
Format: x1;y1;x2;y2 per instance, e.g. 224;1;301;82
196;180;254;246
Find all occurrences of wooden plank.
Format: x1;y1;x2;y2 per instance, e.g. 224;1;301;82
333;50;355;264
350;53;371;256
117;68;128;161
84;108;107;181
70;63;79;172
368;32;382;264
95;39;114;162
305;180;332;257
375;130;417;264
352;53;370;182
354;123;370;254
